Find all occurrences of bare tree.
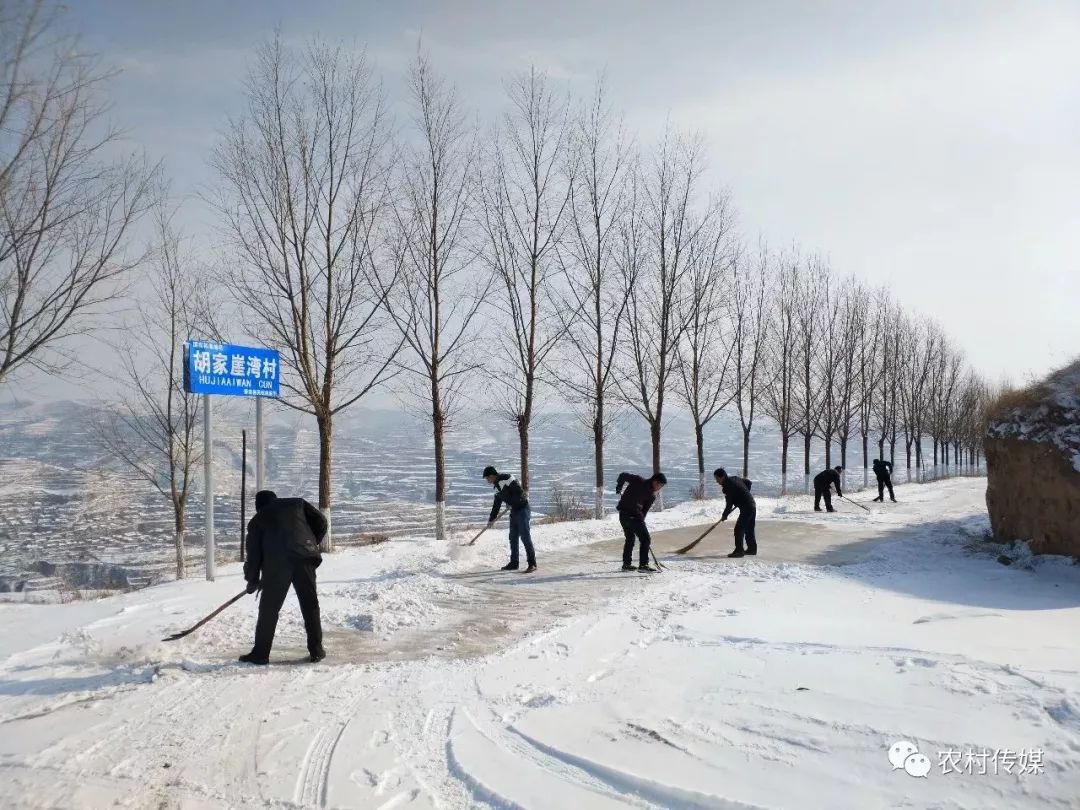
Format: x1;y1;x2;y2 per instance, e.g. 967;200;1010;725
211;37;400;550
856;288;887;486
383;49;487;544
620;128;712;506
480;67;574;493
833;280;866;481
558;78;633;517
815;267;843;468
1;0;157;384
793;255;827;488
876;298;903;465
94;210;215;578
762;249;801;493
676;209;737;493
730;245;771;478
897;317;938;479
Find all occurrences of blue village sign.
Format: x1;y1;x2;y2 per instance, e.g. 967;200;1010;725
184;340;280;398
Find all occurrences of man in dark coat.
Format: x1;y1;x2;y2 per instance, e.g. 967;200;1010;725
715;468;756;558
872;458;896;502
615;471;667;572
813;465;844;512
241;490;327;665
484;466;536;572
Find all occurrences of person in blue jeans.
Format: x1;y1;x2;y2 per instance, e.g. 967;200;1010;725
483;466;537;573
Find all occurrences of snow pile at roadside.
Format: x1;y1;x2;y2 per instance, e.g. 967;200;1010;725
988;360;1080;471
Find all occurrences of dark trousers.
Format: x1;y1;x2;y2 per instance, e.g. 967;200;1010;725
252;559;322;659
814;488;834;511
619;512;651;566
876;476;895;500
734;506;757;553
508;507;536;567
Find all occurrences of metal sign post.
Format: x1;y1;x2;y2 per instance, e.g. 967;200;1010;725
240;429;247;562
184;340;281;583
256;397;265;492
204;394;214;580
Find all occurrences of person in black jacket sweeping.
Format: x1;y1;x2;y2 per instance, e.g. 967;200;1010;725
615;471;667;572
241;490;328;665
872;458;896;502
813;465;844;512
715;468;756;558
484;466;537;573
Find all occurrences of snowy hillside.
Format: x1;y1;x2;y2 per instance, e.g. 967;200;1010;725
1;477;1077;809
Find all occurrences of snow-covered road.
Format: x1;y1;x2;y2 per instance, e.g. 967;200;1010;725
1;478;1078;809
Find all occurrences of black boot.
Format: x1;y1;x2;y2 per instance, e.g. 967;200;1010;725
727;549;745;558
746;546;757;556
621;563;636;571
239;652;269;666
637;563;657;572
501;562;519;571
309;647;326;663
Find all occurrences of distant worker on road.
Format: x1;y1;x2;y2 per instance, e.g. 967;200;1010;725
872;458;897;503
813;465;844;512
615;471;667;572
241;490;327;665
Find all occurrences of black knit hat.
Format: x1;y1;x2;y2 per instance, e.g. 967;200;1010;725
651;472;668;485
255;490;277;510
482;466;498;478
834;465;844;472
713;468;727;479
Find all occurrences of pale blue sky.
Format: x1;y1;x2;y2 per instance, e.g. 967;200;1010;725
11;0;1080;401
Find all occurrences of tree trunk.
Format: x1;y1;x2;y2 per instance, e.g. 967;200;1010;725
695;422;705;496
862;433;869;488
803;433;812;491
650;419;663;511
433;394;447;543
173;507;186;580
824;435;832;467
593;413;604;519
517;415;530;495
780;434;789;494
317;413;334;552
742;428;751;479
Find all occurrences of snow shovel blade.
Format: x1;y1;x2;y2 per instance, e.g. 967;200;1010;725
162;589;249;642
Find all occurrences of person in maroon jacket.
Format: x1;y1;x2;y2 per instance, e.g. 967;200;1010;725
615;471;667;572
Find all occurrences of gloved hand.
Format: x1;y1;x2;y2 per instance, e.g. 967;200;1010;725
246;580;261;595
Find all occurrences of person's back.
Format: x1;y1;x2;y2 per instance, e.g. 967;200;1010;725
814;468;841;491
245;496;325;578
616;473;655;518
242;491;327;665
872;459;892;479
722;475;755;511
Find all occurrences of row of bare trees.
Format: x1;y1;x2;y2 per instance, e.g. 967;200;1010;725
2;9;997;572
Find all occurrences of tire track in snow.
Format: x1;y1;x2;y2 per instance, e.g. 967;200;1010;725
293;690;369;807
452;706;656;808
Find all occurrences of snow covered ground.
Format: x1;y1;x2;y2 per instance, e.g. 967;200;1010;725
1;477;1078;809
